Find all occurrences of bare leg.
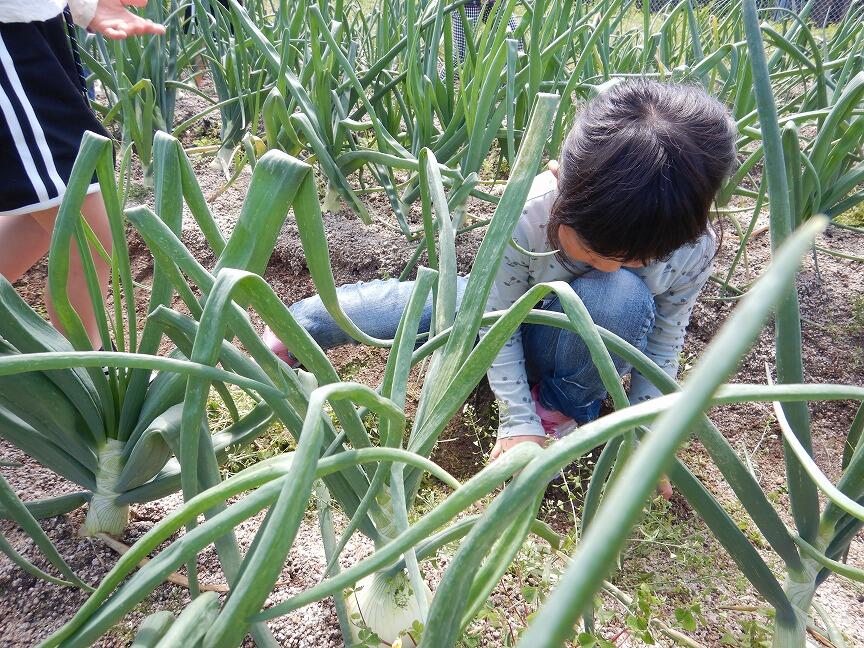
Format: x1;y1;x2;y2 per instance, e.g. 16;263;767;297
39;192;113;348
0;192;113;348
0;212;54;283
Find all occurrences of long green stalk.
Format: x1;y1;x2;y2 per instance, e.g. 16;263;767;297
742;0;820;545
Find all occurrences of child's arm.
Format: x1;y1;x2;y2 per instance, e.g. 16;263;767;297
629;234;716;403
481;218;548;445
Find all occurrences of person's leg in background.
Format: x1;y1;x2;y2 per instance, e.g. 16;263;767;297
264;277;469;365
0;214;53;283
521;269;656;426
479;1;522;50
444;1;521;81
444;1;483;77
0;191;112;349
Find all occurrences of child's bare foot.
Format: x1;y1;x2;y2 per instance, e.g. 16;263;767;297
262;326;299;367
531;385;577;438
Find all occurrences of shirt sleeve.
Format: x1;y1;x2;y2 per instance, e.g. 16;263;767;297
0;0;66;23
69;0;98;28
628;234;715;405
481;217;546;439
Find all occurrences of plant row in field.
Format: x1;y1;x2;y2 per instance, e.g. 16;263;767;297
81;0;863;281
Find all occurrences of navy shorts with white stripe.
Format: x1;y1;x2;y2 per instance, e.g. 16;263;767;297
0;14;109;217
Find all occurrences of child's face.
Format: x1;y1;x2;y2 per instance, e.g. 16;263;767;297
549;164;643;272
557;225;643;272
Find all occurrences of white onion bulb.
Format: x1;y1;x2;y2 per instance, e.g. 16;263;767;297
82;439;129;536
345;571;433;647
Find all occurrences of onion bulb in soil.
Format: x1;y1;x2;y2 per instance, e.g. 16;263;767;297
345;571;433;647
82;439;129;536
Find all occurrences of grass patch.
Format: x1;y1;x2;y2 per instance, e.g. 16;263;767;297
191;132;222;148
834;198;864;227
209;384;296;476
124;181;151;204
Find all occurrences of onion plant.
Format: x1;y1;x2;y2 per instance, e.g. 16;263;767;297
28;95;559;646
0;131;289;539
737;0;864;641
187;0;272;175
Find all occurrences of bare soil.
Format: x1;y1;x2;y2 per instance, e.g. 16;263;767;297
2;147;863;646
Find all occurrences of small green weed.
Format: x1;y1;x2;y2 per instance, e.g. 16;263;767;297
191;132;222;148
850;294;864;336
720;616;773;647
339;356;371;382
461;401;497;455
348;608;385;648
220;421;294;475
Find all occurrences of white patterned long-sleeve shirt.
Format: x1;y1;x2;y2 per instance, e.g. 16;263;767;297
485;171;716;439
0;1;97;27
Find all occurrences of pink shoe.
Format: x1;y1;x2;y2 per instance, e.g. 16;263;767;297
531;385;576;438
262;326;299;367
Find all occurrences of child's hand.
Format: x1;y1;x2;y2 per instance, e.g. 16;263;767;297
489;435;547;461
657;475;673;500
89;0;166;39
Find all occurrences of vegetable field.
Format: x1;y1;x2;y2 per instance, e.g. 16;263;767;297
1;0;863;646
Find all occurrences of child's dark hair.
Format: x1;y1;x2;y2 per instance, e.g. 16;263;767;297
549;80;737;266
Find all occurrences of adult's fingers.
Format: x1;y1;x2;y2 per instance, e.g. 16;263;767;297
129;18;166;36
98;20;130;39
117;15;165;36
92;12;165;38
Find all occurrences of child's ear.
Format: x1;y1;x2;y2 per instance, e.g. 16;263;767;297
547;159;560;182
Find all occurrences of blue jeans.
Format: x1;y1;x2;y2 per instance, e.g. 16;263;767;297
286;270;655;420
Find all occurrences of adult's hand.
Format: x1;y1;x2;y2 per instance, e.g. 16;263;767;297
489;434;547;461
88;0;166;39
